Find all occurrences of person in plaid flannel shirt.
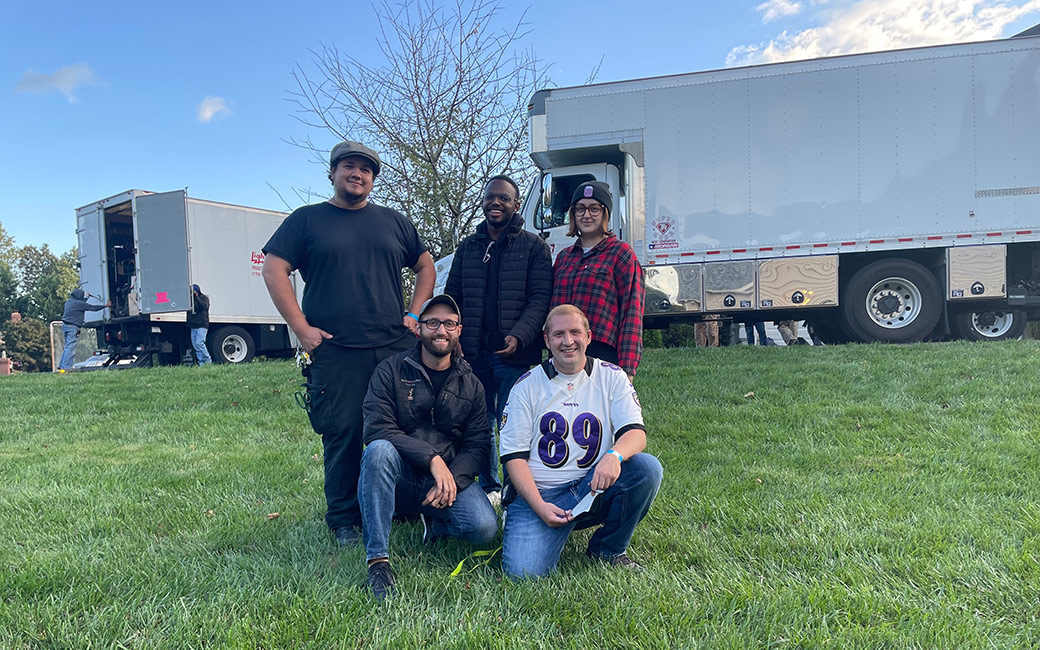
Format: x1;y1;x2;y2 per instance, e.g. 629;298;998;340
550;181;645;380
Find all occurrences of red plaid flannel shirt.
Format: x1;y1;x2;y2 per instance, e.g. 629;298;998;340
551;235;645;375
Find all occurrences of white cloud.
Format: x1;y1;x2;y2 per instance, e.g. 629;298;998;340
15;63;98;103
728;0;1040;66
197;96;232;123
758;0;804;23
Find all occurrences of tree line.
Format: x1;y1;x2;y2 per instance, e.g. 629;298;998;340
0;222;79;372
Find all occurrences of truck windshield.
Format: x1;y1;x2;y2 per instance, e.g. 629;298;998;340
536;174;595;230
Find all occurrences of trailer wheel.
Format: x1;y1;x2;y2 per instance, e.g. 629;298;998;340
951;309;1027;341
210;326;255;364
841;259;942;343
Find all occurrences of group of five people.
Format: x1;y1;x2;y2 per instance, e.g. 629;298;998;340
261;141;661;599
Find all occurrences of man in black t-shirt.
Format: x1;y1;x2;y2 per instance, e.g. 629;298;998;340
262;141;436;546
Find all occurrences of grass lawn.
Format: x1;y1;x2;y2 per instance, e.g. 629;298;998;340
2;341;1040;649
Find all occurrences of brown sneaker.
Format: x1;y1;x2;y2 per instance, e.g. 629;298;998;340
588;550;645;572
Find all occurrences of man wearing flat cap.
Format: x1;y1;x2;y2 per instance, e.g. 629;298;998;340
358;294;497;600
263;141;435;547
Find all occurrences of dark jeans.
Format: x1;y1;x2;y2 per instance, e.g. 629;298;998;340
744;321;768;345
359;440;498;562
469;349;530;493
303;336;414;530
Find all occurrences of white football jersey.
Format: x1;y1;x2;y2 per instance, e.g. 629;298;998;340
500;357;644;488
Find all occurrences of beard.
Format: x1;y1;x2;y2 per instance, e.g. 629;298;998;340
421;336;453;358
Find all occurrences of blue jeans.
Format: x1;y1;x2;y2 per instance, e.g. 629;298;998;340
359;440;498;563
190;327;211;365
59;324;79;370
469;350;530;492
744;322;767;345
502;453;663;579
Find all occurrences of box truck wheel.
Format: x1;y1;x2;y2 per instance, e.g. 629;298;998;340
951;308;1027;341
210;326;255;364
841;259;942;343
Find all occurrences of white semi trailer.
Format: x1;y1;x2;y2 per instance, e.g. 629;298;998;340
75;190;301;365
438;28;1040;343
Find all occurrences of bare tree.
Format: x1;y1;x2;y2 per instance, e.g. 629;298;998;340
288;0;548;259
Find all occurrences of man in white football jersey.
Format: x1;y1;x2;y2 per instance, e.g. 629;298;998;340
499;304;663;578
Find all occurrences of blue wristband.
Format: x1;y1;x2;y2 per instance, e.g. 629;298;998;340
607;449;624;462
406;311;419;322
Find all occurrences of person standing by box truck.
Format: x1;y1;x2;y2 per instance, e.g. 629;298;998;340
262;141;436;547
58;289;110;371
550;181;645;380
444;174;553;505
187;284;212;365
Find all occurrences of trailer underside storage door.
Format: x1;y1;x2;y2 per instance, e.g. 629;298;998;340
136;190;191;314
77;204;108;324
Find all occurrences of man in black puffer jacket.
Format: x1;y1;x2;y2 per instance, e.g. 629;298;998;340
445;175;553;500
359;294;498;600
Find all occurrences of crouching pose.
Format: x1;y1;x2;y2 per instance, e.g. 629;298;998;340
359;294;498;600
500;304;663;578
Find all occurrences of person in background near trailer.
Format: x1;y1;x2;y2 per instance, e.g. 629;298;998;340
262;141;436;547
500;304;662;578
695;315;720;347
444;174;553;506
187;284;211;365
359;294;497;601
58;289;110;372
744;321;771;346
776;320;806;346
550;181;645;381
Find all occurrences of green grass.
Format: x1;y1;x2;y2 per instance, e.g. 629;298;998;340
2;342;1040;649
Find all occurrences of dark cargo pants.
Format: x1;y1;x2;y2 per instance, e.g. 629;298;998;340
303;336;414;531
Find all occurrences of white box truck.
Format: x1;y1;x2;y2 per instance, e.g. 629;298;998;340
436;28;1040;343
75;190;301;365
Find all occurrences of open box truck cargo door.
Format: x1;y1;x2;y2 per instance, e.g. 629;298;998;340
77;203;108;325
136;190;191;314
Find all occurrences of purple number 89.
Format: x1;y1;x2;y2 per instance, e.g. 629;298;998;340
537;411;603;469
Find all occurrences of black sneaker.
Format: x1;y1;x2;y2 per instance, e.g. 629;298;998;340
587;550;645;572
333;526;360;547
366;561;396;601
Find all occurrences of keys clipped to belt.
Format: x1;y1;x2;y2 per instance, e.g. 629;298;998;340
294;347;313;412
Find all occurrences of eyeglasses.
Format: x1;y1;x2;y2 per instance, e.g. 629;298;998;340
420;318;459;331
573;204;604;217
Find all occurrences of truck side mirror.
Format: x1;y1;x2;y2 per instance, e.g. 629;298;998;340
540;173;553;229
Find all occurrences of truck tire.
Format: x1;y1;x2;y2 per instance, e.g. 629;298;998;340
210;326;255;364
840;259;942;343
951;309;1027;341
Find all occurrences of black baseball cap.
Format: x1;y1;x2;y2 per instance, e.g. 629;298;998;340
330;141;381;176
419;294;460;318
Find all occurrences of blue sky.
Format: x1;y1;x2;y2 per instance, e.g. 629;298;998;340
2;0;1038;253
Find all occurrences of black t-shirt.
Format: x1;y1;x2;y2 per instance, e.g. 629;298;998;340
424;364;451;397
481;239;502;352
263;201;427;348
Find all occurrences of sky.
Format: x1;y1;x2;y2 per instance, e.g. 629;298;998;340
2;0;1039;253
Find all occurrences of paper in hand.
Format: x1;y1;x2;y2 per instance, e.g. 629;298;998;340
570;489;600;517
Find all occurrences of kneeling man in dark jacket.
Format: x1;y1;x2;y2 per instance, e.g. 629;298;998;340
359;294;498;600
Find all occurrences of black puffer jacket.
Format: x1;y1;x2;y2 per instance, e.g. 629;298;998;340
444;216;553;366
362;342;490;492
